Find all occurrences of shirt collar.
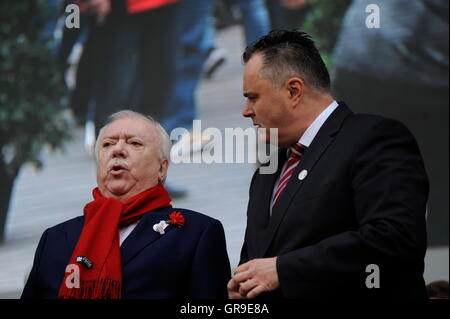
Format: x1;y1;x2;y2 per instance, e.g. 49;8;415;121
298;100;339;147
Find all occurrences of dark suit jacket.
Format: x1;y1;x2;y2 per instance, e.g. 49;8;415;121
22;207;231;299
240;103;429;299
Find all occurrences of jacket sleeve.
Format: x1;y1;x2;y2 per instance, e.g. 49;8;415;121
21;229;49;299
276;118;429;298
188;219;231;298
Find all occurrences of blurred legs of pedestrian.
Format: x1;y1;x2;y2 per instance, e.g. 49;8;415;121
234;0;270;45
163;0;215;159
68;13;102;155
92;5;178;137
96;3;186;198
70;1;186;198
265;0;309;30
203;0;270;79
203;47;228;79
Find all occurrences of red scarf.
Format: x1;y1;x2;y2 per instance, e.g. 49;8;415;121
58;184;172;299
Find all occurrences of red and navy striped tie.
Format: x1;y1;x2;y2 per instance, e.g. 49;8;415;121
271;143;306;210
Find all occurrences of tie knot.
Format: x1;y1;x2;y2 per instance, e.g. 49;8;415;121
289;143;306;159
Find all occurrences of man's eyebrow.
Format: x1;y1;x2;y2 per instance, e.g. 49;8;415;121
102;134;145;140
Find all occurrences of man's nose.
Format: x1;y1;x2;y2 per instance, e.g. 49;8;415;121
242;104;254;118
112;140;127;158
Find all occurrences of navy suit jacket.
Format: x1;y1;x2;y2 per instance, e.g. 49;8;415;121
240;103;429;298
22;207;231;299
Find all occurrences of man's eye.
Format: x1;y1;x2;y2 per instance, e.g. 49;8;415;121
131;141;142;146
103;142;111;147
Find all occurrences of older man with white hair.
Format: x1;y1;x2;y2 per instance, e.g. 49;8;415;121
22;110;230;299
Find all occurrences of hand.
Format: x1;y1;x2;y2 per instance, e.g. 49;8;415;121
87;0;111;25
228;257;279;299
227;277;246;299
280;0;307;9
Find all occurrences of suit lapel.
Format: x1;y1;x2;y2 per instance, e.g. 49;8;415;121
65;216;84;254
120;206;174;268
260;103;353;257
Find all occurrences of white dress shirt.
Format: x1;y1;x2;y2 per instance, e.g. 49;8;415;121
119;222;139;246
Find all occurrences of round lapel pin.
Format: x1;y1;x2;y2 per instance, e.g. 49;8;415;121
298;169;308;181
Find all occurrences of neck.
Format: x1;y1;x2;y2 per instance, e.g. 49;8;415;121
292;92;334;143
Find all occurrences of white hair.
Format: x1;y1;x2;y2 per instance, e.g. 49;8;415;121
94;109;172;165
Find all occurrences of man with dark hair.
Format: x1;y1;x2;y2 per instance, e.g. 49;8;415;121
243;30;331;93
228;30;429;299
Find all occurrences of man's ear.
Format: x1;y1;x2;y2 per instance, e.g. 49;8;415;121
285;77;304;105
158;158;169;184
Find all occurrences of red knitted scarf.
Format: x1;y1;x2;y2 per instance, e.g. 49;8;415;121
58;184;172;299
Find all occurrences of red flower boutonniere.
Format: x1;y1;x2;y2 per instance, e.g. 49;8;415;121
153;211;185;234
168;211;185;228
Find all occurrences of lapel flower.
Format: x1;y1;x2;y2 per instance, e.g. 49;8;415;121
168;211;185;228
153;211;185;234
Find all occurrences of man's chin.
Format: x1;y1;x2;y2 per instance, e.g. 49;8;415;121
104;183;135;199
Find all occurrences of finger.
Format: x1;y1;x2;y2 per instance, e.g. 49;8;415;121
228;290;245;299
246;285;265;299
227;286;237;298
238;279;258;296
227;278;239;291
234;262;250;274
232;269;252;284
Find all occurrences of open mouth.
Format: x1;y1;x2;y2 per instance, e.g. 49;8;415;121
110;164;127;174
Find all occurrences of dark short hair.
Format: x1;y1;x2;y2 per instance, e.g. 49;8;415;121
243;30;330;92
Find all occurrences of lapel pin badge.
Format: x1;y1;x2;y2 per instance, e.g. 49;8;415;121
76;256;94;269
298;169;308;181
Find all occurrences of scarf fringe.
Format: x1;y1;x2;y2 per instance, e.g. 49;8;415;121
60;279;122;299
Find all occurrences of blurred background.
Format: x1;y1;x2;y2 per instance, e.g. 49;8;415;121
0;0;448;298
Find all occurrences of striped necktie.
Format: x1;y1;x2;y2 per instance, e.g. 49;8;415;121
271;143;306;210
